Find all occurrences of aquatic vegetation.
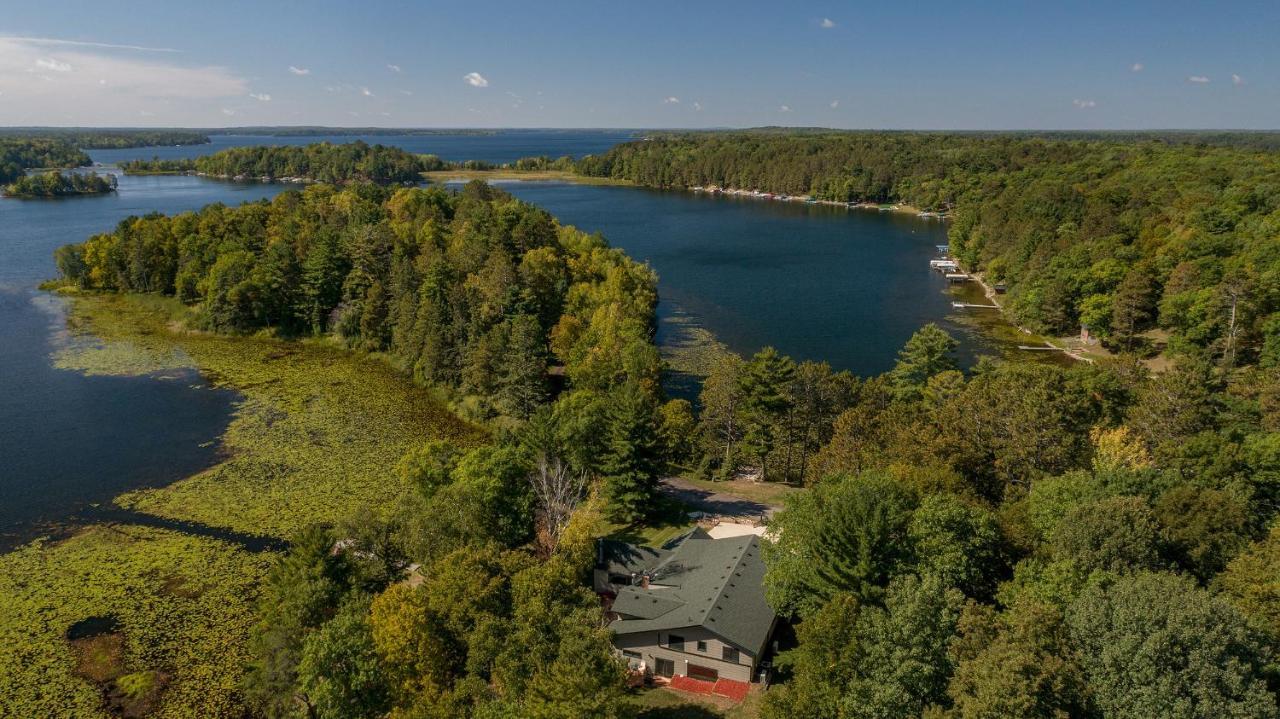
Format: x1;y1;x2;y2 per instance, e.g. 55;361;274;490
0;291;486;716
0;525;270;717
60;293;486;536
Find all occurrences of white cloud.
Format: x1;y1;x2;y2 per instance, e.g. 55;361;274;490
35;57;72;72
1072;98;1097;108
663;96;680;104
1233;73;1245;86
361;87;373;97
830;100;840;109
1131;62;1144;72
464;71;488;88
693;101;703;111
399;89;413;96
288;65;310;75
387;64;401;73
249;92;271;101
0;35;177;52
221;107;236;116
1188;75;1210;83
820;18;836;28
0;36;248;124
780;104;792;112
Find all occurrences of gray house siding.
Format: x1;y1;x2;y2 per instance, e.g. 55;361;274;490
612;627;757;683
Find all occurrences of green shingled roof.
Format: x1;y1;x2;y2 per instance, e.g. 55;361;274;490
608;529;776;656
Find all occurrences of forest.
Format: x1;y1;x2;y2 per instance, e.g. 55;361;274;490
45;137;1280;718
693;326;1280;718
120;141;437;183
0;137;91;184
0;128;210;148
50;179;695;717
578;133;1280;358
4;170;117;197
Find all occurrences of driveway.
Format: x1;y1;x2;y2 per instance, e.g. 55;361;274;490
659;477;779;521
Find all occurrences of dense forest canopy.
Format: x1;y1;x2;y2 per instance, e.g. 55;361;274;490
4;170;116;197
579;133;1280;359
0;137;91;184
120;141;435;184
55;180;662;422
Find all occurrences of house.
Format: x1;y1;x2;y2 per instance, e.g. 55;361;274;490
595;528;778;684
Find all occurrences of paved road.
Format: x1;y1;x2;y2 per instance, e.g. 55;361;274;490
659;477;779;521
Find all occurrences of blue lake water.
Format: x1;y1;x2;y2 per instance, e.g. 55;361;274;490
1;130;1007;546
86;129;640;166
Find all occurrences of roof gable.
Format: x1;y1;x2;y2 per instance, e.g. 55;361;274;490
607;530;776;655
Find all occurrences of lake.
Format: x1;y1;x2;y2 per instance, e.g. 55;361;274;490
86;129;640;166
0;131;1017;547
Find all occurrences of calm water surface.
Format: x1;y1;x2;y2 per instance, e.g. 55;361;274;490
87;130;639;166
0;176;286;548
496;183;996;375
2;131;1011;546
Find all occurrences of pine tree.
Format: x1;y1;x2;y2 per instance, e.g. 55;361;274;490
497;314;549;419
738;347;797;481
888;323;958;400
600;382;662;523
1111;263;1157;351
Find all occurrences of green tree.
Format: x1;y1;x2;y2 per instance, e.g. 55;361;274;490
1217;522;1280;639
764;472;917;615
908;494;1005;598
947;600;1089;719
1050;496;1163;574
297;599;391;719
1067;571;1277;718
1154;485;1251;582
599;382;662;523
737;346;797;481
889;324;959;401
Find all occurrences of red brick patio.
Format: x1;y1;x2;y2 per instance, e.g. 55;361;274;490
667;675;752;703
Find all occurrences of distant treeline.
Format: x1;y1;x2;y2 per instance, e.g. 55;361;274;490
577;132;1280;360
205;126;499;137
0;128;210;148
120;143;585;180
4;170;116;198
120;141;433;184
0;138;91;184
687;127;1280;151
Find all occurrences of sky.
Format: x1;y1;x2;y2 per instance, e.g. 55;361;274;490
0;0;1276;130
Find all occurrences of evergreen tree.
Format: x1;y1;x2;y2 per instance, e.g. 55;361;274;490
889;323;958;401
599;382;662;523
497;314;549;419
738;346;797;481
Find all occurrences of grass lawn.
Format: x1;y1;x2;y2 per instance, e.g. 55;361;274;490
599;494;695;548
0;292;484;717
629;685;765;719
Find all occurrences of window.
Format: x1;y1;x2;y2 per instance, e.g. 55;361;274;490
655;657;675;678
622;650;642;669
667;634;684;651
722;646;740;663
696;640;708;653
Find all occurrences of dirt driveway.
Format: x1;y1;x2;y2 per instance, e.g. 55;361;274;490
659;477;782;521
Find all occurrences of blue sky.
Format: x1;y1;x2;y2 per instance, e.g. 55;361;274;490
0;0;1276;129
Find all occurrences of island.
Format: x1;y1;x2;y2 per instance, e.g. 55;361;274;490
4;170;117;198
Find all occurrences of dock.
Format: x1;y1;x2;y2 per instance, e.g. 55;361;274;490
952;302;999;309
945;273;972;282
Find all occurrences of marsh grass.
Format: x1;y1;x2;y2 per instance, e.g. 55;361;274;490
0;292;487;717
